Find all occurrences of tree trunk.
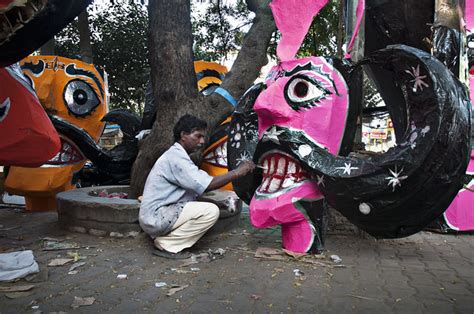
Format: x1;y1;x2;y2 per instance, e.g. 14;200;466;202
78;10;93;64
129;0;275;197
336;0;345;59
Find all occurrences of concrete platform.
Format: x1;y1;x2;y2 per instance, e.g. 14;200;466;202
56;186;242;237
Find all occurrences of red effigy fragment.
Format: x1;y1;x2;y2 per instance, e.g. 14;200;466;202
0;64;60;167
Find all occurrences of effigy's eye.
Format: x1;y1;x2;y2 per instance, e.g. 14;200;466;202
284;74;331;110
63;79;100;117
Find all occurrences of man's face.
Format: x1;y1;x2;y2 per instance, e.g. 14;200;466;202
181;129;206;153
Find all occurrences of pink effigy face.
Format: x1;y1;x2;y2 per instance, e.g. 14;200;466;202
248;57;350;252
255;57;349;153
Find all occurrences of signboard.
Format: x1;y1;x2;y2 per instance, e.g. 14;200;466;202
369;130;388;139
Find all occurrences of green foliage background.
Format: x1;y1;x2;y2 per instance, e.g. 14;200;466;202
55;0;341;114
55;2;149;114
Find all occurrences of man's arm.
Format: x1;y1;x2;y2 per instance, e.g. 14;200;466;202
205;160;256;192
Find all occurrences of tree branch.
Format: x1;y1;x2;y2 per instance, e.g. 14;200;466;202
215;0;275;111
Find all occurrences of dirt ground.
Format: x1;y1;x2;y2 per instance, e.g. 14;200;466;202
0;207;473;313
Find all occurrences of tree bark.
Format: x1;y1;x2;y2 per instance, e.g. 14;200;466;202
129;0;275;197
78;10;93;64
336;0;345;59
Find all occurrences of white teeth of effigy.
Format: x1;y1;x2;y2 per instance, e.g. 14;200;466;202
282;177;295;189
268;178;281;193
262;177;270;192
216;144;226;166
49;153;60;163
203;142;228;167
287;161;296;174
277;158;285;175
257;152;310;194
61;143;71;162
263;159;269;174
61;154;70;162
269;157;275;174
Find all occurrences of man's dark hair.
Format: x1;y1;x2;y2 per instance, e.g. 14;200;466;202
173;114;207;142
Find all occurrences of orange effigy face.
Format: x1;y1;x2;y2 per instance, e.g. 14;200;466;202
194;61;233;191
5;56;108;210
194;61;228;95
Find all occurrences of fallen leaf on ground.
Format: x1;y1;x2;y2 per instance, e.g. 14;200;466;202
300;256;338;267
68;262;86;273
255;247;286;261
283;249;307;259
42;239;80;251
272;267;285;277
5;291;34;299
166;285;189;297
172;269;192;274
48;258;74;267
347;294;382;302
67;252;83;262
0;284;35;292
71;296;95;309
256;247;282;256
254;247;346;268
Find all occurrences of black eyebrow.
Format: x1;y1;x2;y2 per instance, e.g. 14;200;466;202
21;60;45;76
196;69;225;81
285;61;339;96
285;62;315;76
65;64;104;97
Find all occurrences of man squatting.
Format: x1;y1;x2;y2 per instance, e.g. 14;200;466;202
139;114;255;258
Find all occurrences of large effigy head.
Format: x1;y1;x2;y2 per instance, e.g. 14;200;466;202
0;1;91;168
20;56;108;141
4;56;108;211
227;0;471;250
227;56;361;252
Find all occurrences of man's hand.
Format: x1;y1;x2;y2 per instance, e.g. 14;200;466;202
206;160;256;192
234;160;256;178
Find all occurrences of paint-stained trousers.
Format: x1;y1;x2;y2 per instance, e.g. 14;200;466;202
154;201;220;253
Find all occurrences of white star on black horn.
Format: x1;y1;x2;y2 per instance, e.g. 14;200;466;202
262;126;284;145
236;151;252;165
335;162;359;175
316;174;325;187
385;166;409;192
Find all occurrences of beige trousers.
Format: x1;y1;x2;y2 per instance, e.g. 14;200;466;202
154;201;220;253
